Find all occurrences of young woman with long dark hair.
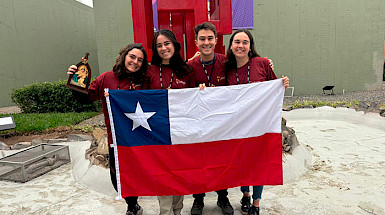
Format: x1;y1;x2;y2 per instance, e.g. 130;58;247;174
143;29;194;215
225;29;289;215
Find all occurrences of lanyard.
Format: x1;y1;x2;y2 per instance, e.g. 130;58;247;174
117;78;133;90
160;64;174;89
201;55;216;86
236;60;250;85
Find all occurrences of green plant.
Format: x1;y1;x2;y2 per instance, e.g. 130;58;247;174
290;100;359;109
72;124;95;132
0;112;99;135
11;80;100;113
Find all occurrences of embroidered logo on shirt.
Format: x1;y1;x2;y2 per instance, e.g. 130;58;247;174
176;79;186;85
217;76;225;82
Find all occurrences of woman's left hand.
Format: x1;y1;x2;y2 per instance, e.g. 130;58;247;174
104;92;109;97
282;76;289;89
188;51;201;62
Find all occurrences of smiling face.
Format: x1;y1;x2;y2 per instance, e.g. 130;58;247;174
195;29;217;61
230;32;251;61
124;48;144;73
156;34;175;64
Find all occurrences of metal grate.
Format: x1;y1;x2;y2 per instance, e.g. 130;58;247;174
0;144;70;183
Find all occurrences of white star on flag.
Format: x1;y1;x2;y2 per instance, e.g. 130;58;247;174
124;101;156;131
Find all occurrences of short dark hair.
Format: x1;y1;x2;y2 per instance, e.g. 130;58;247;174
113;43;148;83
193;22;217;39
225;29;260;71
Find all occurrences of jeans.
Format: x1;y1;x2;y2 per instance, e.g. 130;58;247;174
241;186;263;201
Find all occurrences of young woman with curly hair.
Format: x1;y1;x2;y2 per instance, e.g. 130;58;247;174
67;43;148;215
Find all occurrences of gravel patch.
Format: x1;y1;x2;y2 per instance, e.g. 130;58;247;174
284;90;385;105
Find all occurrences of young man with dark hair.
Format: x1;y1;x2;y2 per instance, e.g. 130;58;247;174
187;22;234;215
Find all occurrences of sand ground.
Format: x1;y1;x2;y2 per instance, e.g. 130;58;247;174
0;107;384;215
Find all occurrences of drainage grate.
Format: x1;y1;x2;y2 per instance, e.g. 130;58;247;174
0;144;70;183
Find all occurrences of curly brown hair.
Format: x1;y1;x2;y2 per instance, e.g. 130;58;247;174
113;43;148;83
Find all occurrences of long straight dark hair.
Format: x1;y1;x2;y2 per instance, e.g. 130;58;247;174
113;43;148;83
225;29;260;72
151;29;190;78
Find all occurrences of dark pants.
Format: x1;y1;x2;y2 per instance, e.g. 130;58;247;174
193;189;228;201
109;147;138;210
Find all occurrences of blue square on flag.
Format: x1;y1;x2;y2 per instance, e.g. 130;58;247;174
108;89;171;147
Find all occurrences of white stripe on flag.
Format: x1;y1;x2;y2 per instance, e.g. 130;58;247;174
168;79;284;145
105;88;123;200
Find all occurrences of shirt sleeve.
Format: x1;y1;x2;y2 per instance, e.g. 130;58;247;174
264;58;278;81
87;75;103;101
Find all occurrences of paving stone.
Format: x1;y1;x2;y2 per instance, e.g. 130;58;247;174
10;142;31;150
47;139;68;143
92;128;106;142
85;147;97;160
282;130;289;138
67;134;94;142
97;134;109;155
282;105;293;111
302;105;314;109
0;141;10;150
31;138;48;146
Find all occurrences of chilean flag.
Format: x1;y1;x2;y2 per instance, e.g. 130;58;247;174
106;79;284;198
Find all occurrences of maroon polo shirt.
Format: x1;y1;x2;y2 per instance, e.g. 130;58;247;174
143;65;195;90
187;53;227;87
226;57;277;85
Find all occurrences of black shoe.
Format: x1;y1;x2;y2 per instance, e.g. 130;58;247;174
217;197;234;215
248;205;259;215
126;204;143;215
191;199;204;215
240;196;251;215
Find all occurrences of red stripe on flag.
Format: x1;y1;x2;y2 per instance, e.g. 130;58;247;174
117;133;282;197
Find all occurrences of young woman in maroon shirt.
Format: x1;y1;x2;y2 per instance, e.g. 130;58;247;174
143;29;194;215
67;43;147;215
225;29;289;215
143;29;194;90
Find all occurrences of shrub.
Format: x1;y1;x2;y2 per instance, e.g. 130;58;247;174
11;80;100;113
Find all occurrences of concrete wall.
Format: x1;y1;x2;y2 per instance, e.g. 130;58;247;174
250;0;385;95
0;0;98;107
3;0;382;107
93;0;134;73
93;0;384;96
